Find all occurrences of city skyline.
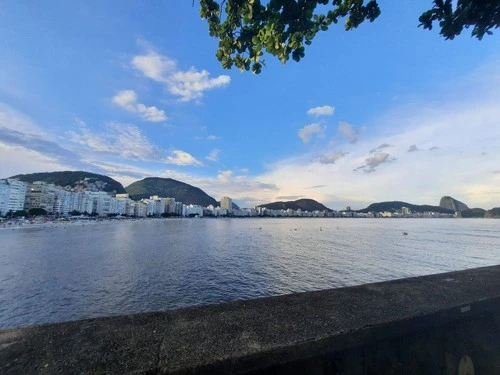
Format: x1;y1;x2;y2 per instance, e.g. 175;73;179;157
1;2;500;210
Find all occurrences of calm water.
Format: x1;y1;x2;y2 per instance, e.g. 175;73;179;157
0;218;499;329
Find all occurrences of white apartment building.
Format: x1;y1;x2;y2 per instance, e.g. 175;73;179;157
0;179;27;215
89;191;117;216
165;197;176;214
185;204;203;217
134;202;148;217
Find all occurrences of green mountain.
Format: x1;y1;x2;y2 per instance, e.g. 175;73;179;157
485;207;500;218
439;196;469;212
461;208;486;218
11;171;126;193
258;198;332;212
126;177;218;206
358;201;454;214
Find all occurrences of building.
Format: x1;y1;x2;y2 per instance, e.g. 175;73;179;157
165;198;176;214
24;182;57;213
0;179;27;215
220;196;232;213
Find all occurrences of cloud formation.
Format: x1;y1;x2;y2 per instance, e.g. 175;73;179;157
338;121;359;143
112;90;166;122
275;195;303;200
307;105;334;116
131;49;230;102
369;143;393;154
68;122;165;160
354;152;396;173
207;135;220;140
319;151;347;164
298;123;326;144
408;144;421;152
206;148;220;162
69;121;202;166
305;185;327;189
166;150;203;166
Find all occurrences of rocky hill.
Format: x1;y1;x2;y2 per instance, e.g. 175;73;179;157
485;207;500;218
11;171;126;193
439;196;469;212
461;208;486;218
258;198;332;212
126;177;218;207
358;201;454;214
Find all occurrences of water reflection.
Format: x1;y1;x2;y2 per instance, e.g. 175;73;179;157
0;218;499;328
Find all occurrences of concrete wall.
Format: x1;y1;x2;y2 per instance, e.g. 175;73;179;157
2;265;500;374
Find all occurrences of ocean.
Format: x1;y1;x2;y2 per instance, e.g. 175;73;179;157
0;218;499;329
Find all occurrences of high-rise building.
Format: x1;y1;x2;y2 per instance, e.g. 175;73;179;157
0;179;27;215
220;196;232;214
24;182;56;213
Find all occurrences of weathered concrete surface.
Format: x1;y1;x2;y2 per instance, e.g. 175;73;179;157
1;265;500;374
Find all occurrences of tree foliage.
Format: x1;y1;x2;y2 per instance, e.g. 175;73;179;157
28;208;48;216
200;0;500;73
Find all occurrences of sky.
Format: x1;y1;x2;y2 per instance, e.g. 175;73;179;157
1;1;499;210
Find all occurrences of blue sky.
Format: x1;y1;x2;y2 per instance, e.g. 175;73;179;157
1;1;500;209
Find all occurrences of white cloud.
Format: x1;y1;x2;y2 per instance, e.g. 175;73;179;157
131;52;176;82
166;150;203;166
319;151;347;164
112;90;167;122
0;142;70;179
298;123;326;144
207;135;220;140
0;102;48;137
68;121;165;161
217;169;233;183
307;105;334;116
338;121;359;143
206;148;220;162
131;49;230;102
69;121;201;166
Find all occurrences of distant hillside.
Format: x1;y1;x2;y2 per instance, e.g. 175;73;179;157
358;201;454;214
439;196;469;212
258;198;332;212
126;177;218;206
461;208;486;218
485;207;500;218
11;171;126;193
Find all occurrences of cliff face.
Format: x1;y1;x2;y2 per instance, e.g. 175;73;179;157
439;196;469;212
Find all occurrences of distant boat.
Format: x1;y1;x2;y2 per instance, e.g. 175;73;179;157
403;232;408;235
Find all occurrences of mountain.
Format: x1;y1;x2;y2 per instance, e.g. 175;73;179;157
485;207;500;218
461;208;486;218
126;177;218;206
10;171;126;193
258;198;332;212
358;201;454;214
439;196;469;212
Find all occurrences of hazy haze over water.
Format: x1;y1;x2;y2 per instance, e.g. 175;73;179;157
1;218;499;329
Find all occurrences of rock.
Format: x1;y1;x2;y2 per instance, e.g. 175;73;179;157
439;196;469;212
